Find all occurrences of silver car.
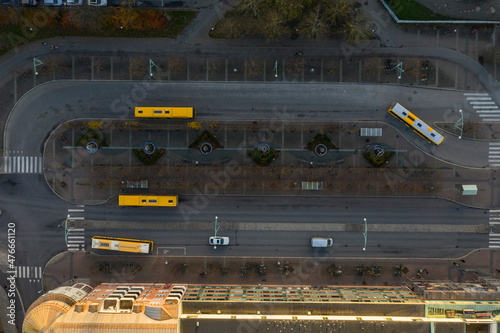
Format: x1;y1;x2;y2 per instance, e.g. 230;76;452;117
209;236;229;246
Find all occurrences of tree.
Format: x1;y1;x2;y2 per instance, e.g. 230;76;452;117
299;6;329;39
111;7;140;30
145;10;167;30
262;9;288;40
211;16;243;39
343;12;372;42
238;0;263;18
325;0;353;27
271;0;311;21
60;12;76;29
74;7;105;33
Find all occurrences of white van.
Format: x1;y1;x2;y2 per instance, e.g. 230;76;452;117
311;237;333;247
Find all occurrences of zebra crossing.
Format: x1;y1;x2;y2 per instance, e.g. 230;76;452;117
15;266;43;283
1;154;42;174
489;210;500;248
66;206;86;251
488;143;500;167
465;92;500;122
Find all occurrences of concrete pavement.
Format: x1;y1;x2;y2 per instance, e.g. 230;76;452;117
42;248;500;292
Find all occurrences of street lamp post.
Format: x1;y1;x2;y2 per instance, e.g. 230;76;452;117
362;218;367;251
33;58;43;75
149;59;158;77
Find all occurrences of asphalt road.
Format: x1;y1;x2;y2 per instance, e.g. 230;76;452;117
86;195;488;258
2;81;490;168
90;195;485;225
0;175;490;268
0;173;489;320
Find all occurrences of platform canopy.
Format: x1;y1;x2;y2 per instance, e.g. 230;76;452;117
462;185;478;196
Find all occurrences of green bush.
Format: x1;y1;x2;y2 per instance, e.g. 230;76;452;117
362;149;394;168
132;148;165;166
305;133;337;150
247;147;279;166
74;129;108;148
385;0;454;21
189;130;223;149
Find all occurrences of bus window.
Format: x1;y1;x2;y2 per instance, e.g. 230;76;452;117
119;195;178;207
154;110;162;114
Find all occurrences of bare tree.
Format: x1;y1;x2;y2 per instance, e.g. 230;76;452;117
343;12;372;42
325;0;353;27
74;6;105;33
262;9;288;40
299;6;329;40
237;0;262;18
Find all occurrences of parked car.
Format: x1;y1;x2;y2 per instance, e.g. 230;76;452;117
209;236;229;246
88;0;106;5
44;0;62;5
66;0;82;5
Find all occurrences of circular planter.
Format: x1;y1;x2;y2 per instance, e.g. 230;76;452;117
372;144;385;157
143;142;156;155
200;143;213;155
85;141;99;154
258;143;270;155
315;144;328;157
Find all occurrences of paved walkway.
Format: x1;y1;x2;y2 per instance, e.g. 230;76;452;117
42;249;500;292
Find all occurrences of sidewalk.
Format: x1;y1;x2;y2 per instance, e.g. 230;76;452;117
43;118;495;207
43;249;500;292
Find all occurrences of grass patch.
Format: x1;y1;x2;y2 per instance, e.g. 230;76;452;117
385;0;455;21
305;133;337;151
189;130;223;150
132;148;165;166
0;8;196;55
74;129;109;148
247;147;279;167
362;149;394;168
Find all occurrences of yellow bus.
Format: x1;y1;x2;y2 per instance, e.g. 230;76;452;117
388;102;444;145
135;107;196;119
118;195;178;207
91;236;153;254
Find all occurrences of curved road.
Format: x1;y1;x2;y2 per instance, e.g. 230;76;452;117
2;80;491;169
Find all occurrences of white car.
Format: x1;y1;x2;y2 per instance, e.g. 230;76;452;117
209;236;229;246
88;0;106;5
66;0;82;4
